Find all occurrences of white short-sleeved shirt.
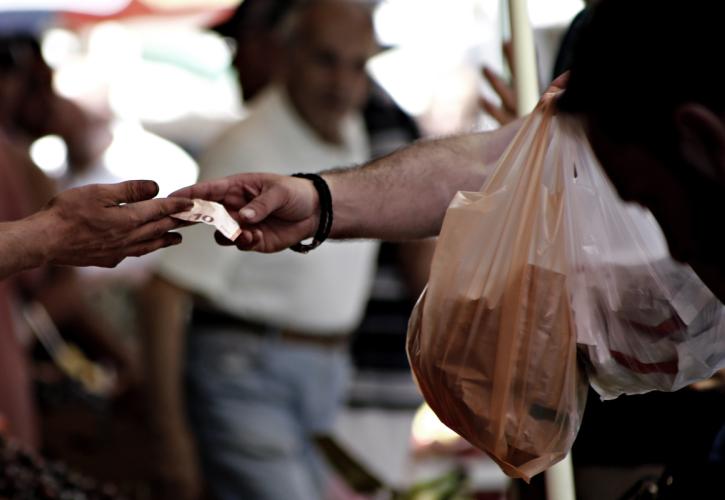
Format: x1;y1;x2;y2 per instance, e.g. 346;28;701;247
157;86;379;335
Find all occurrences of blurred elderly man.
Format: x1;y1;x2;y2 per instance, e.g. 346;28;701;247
140;1;380;499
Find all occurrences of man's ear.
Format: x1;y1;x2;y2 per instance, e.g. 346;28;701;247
673;103;725;185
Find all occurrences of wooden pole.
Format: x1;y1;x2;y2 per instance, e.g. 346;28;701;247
508;0;539;115
545;456;576;500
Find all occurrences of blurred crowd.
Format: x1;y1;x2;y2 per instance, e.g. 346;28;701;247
0;1;724;500
0;2;435;498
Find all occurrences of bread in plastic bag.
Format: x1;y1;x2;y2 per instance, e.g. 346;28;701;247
407;96;587;481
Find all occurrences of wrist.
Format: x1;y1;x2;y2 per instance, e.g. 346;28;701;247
290;173;333;253
321;172;350;239
301;176;322;238
11;212;54;270
30;208;66;267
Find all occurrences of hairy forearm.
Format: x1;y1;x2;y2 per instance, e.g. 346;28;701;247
0;212;54;280
324;119;522;240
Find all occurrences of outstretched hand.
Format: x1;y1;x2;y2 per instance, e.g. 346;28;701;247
171;173;321;253
41;180;193;267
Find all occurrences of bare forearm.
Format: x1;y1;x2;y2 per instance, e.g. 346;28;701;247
324;119;522;240
0;213;53;280
169;120;522;253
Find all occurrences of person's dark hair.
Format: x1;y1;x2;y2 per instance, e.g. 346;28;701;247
212;0;300;39
0;35;41;71
558;0;725;151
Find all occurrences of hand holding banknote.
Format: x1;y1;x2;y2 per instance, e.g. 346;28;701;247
172;199;242;242
39;181;193;266
0;180;194;279
170;173;319;253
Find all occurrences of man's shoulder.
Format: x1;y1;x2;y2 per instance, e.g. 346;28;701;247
208;90;289;148
199;115;277;170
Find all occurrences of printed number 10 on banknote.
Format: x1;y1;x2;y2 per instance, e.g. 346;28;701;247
172;199;242;242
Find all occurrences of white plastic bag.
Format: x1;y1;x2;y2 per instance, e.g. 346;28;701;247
407;97;587;480
563;119;725;399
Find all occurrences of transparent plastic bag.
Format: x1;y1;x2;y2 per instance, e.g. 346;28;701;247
406;94;725;481
407;96;587;481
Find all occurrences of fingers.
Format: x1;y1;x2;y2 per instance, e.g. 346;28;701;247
126;215;186;244
480;65;518;126
222;227;266;252
234;229;265;252
92;233;182;267
479;96;515;126
549;71;570;92
169;178;232;201
121;233;183;260
110;180;161;204
543;72;570;110
482;66;517;113
237;185;286;224
123;197;194;223
214;230;237;246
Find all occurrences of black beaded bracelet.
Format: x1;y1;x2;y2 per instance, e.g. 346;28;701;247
290;173;333;254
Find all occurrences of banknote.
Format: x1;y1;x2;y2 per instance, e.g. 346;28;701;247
172;199;242;242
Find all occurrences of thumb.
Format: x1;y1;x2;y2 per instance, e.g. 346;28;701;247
238;184;287;224
549;71;569;93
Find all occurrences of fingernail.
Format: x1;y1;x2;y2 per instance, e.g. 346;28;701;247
146;180;160;196
240;231;254;245
240;208;255;220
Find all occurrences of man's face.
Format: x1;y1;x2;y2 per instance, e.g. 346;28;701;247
284;3;375;143
586;117;725;301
